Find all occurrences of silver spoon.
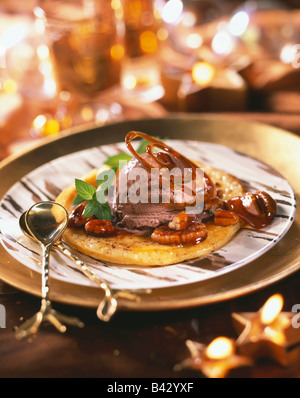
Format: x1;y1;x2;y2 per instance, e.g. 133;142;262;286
15;202;84;340
19;211;141;322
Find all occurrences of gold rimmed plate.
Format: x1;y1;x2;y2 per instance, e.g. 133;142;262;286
0;115;299;311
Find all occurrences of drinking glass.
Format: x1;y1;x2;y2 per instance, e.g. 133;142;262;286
35;0;125;126
121;0;164;102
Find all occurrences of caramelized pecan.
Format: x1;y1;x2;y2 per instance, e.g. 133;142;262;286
214;209;240;226
151;222;207;245
84;219;115;237
204;197;225;212
168;211;190;230
227;191;277;229
255;191;277;217
68;201;95;228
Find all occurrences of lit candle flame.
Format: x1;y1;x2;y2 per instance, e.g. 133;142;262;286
192;62;215;86
205;337;234;360
260;294;283;325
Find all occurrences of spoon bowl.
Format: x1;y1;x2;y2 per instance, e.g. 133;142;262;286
19;212;34;240
25;201;68;247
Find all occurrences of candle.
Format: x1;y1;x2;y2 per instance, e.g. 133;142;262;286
178;66;247;112
174;337;252;378
38;1;123;98
232;294;300;366
238;58;299;92
159;66;185;110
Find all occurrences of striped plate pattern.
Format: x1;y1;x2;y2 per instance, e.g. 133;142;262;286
0;140;296;290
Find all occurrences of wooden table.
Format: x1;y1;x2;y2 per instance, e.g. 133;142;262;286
0;271;300;379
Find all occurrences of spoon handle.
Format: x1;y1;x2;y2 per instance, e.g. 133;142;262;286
41;244;51;305
55;242;117;322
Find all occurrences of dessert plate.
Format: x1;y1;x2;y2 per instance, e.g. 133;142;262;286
0;116;299;310
0;139;296;291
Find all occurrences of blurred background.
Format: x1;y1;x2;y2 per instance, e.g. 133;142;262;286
0;0;299;158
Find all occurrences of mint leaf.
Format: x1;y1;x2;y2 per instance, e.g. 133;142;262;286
136;138;150;154
73;194;86;206
75;179;96;201
96;202;111;221
83;200;97;218
83;199;111;221
73;176;113;221
136;136;165;154
102;137;165;173
104;153;132;170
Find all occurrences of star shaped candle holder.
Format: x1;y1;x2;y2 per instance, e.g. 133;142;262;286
232;294;300;366
174;336;253;378
175;294;300;377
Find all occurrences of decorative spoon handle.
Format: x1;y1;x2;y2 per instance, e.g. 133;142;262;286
55;242;118;322
41;244;51;305
15;243;84;340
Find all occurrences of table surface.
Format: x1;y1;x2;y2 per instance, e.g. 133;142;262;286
0;108;300;380
0;272;299;379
